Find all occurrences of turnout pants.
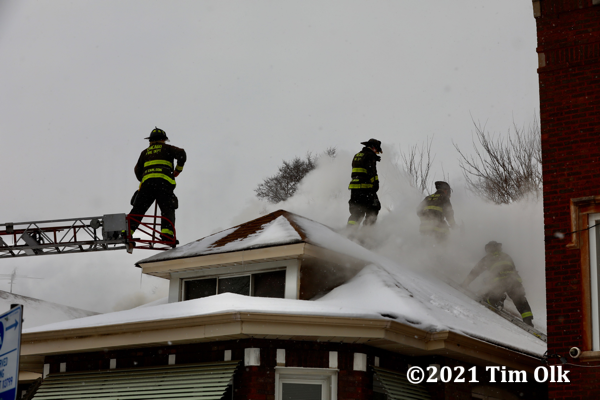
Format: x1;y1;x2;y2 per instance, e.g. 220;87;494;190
419;216;449;244
347;190;380;227
485;275;533;323
128;179;177;238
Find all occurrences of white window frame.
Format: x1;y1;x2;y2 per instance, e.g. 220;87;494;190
275;367;337;400
169;259;300;302
589;213;600;350
182;273;254;300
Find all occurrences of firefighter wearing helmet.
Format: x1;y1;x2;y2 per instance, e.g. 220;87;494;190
416;181;456;243
462;241;534;327
128;127;187;246
347;139;382;227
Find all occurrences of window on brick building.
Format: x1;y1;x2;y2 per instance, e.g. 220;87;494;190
564;196;600;354
275;367;337;400
588;212;600;350
281;383;322;399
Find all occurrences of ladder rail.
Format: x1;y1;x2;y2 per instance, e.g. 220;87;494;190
0;210;176;258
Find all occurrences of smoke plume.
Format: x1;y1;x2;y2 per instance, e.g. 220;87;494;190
235;146;546;331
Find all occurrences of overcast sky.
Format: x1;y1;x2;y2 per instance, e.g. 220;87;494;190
0;1;541;314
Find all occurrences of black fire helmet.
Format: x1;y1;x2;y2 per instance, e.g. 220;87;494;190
435;181;452;192
145;127;169;141
485;241;502;253
361;138;382;153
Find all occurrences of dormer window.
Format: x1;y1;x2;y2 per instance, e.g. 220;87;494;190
136;210;366;304
183;270;286;300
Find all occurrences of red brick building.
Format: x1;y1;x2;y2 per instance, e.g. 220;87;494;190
536;0;600;398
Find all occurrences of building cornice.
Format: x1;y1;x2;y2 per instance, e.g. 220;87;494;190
138;243;307;278
137;242;363;279
21;312;543;374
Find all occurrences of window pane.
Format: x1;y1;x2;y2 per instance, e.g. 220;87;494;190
218;275;250;295
184;278;217;300
254;270;286;298
282;383;322;400
591;215;600;350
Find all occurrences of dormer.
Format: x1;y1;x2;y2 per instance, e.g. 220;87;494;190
136;210;366;303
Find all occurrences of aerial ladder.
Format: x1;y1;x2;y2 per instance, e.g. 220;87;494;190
0;205;175;259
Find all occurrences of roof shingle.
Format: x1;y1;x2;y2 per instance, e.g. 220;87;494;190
209;210;308;248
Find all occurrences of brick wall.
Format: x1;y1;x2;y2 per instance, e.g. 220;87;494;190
43;338;545;399
537;0;600;399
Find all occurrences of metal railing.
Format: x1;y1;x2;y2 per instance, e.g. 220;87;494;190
0;209;175;259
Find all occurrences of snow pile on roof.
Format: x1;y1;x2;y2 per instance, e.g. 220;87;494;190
292;213;546;355
218;215;302;251
26;210;546;357
138;211;304;264
0;291;97;329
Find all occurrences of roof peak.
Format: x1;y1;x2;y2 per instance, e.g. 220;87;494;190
209;210;308;249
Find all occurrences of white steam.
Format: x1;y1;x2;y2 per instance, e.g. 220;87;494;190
234;146;546;331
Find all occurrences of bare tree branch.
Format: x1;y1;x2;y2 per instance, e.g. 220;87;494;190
400;136;435;193
453;118;542;204
255;149;336;203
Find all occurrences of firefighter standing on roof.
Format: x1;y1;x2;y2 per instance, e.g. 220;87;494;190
347;139;382;227
462;241;535;327
417;181;456;243
128;127;186;246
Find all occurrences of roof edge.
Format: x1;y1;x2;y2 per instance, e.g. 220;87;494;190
138;242;365;279
138;243;307;278
21;311;543;374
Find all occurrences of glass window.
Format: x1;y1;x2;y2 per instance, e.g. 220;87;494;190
218;275;251;296
184;278;216;300
589;213;600;350
254;270;286;298
275;368;336;400
282;383;322;400
183;269;287;301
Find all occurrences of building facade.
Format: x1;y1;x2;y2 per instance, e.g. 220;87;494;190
536;0;600;398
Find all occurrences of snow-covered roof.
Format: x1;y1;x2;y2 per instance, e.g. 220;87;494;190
25;210;546;358
0;291;97;329
136;210;307;264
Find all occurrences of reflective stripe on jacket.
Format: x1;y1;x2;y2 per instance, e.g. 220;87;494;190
467;251;522;284
348;147;379;191
416;190;455;233
134;142;187;185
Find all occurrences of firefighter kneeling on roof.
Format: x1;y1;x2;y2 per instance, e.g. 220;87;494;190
128;127;187;247
347;139;382;227
462;241;535;327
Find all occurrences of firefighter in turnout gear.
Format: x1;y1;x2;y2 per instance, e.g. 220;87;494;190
347;139;382;227
462;241;534;327
417;181;456;243
128;127;187;246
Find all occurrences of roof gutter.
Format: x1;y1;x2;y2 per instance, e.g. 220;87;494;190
137;243;364;279
21;312;543;374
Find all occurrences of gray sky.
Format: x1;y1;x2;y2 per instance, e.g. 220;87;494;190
0;1;541;313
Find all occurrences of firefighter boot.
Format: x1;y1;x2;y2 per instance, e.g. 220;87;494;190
486;293;507;311
161;235;179;248
523;316;534;327
495;293;507;311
